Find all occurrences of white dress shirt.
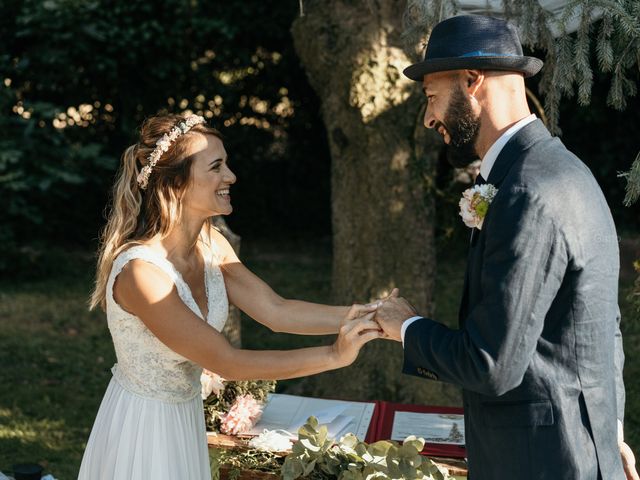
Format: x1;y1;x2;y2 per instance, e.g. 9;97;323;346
400;114;538;346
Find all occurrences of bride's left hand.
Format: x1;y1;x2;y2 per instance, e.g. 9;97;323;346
342;289;401;326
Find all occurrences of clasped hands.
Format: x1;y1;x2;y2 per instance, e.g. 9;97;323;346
341;294;640;480
343;288;417;342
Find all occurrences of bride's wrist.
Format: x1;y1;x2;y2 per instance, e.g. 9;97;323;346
327;344;343;369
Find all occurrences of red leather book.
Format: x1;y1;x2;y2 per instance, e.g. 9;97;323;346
374;402;466;459
363;400;382;443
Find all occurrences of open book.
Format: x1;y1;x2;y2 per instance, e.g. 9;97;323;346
244;393;466;459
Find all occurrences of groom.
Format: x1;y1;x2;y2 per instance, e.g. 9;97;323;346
374;15;638;480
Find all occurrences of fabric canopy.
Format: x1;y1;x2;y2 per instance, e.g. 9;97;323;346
455;0;601;36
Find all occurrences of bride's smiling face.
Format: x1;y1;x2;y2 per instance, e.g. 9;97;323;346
182;133;236;217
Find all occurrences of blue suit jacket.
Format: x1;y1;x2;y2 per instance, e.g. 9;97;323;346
403;120;626;479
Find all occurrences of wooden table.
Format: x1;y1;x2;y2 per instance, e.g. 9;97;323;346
207;433;468;479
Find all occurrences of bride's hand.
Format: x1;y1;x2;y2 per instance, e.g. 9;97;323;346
332;304;383;367
342;289;401;327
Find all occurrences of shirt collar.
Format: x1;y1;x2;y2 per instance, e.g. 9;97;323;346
480;114;537;180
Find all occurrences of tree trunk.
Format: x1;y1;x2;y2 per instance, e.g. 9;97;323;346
213;216;242;348
292;0;457;404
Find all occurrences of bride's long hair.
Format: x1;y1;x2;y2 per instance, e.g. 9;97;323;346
89;114;222;311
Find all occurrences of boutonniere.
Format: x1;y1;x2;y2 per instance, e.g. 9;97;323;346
459;184;498;230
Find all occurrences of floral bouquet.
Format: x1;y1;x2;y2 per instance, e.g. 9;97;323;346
201;370;276;435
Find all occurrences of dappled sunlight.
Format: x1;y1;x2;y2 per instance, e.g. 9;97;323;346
370;287;393;303
0;407;68;452
53;104;98;128
349;30;414;123
165;88;293;133
12;101;31;119
389;199;405;213
9;42;294;137
390;149;410;171
52;102;111;129
214;47;282;86
388;159;408;214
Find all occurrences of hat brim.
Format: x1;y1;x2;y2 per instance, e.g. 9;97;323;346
403;56;543;81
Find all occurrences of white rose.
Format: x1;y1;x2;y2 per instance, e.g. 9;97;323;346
201;370;225;400
459;194;480;229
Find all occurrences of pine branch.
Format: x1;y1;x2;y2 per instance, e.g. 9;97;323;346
621;151;640;206
596;13;614;72
403;0;639;133
574;8;593;105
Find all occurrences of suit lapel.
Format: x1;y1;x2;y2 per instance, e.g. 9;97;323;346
458;119;552;327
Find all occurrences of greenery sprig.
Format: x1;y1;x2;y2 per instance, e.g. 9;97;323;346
620;151;640;207
210;447;284;480
281;417;450;480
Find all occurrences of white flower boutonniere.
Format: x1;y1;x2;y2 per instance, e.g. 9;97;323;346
459;184;498;230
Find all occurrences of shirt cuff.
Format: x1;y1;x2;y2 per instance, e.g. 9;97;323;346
401;316;424;347
618;418;624;444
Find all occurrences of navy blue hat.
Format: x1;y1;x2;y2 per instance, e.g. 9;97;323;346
403;15;543;81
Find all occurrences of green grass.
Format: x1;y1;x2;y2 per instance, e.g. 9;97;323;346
0;237;638;478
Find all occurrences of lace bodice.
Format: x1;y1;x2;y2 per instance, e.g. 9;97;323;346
105;244;228;403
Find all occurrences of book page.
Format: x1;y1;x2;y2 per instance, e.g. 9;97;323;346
390;411;465;445
246;393;376;440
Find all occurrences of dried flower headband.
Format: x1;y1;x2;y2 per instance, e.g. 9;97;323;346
136;115;206;190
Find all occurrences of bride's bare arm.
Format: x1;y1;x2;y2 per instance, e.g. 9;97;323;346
211;230;350;335
113;259;381;380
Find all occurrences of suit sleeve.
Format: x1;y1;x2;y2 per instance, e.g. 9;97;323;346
614;305;625;423
403;188;568;396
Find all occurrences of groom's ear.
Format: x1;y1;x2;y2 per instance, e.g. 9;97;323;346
463;69;484;97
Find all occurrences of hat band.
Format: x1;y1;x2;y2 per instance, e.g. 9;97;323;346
459;51;520;58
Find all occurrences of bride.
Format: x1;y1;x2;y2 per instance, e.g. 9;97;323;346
78;113;383;479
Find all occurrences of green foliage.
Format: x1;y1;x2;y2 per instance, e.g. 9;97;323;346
2;240;639;477
404;0;640;231
403;0;640;134
0;0;330;273
0;83;114;272
209;447;285;479
281;417;449;480
621;151;640;207
631;260;640;315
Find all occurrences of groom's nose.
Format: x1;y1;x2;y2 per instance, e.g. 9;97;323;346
423;106;437;129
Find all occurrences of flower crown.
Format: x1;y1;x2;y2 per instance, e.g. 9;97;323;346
136;115;206;190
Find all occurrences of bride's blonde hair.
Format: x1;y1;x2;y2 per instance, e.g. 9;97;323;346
89;113;222;311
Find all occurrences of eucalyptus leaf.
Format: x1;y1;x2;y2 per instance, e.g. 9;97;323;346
399;441;421;458
368;441;392;459
281;417;451;479
302;458;317;476
340;433;359;449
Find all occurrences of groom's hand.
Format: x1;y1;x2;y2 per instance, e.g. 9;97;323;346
374;293;417;342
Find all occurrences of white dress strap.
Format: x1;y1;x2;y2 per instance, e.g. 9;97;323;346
106;245;195;315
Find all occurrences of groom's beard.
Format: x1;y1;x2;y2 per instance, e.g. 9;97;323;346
439;85;481;168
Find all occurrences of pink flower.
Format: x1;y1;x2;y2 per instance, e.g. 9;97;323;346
201;370;225;400
220;394;263;435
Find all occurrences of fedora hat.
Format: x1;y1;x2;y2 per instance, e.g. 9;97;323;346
403;15;543;81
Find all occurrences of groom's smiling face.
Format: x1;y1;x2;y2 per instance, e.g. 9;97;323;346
423;71;481;167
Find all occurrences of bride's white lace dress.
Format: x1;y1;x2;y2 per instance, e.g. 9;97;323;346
78;245;227;480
